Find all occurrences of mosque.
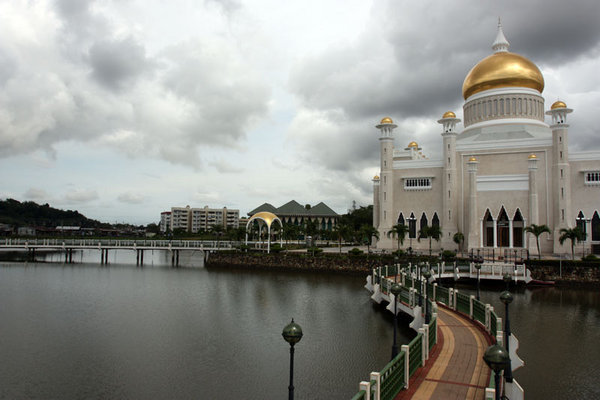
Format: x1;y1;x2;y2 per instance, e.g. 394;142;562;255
373;23;600;257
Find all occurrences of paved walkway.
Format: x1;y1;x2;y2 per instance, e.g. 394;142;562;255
395;307;492;400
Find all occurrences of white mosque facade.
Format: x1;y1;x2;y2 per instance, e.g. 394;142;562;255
373;24;600;257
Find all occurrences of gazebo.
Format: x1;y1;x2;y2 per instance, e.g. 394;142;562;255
245;211;283;253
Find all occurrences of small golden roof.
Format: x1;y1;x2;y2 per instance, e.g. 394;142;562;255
528;153;537;159
380;117;393;124
468;156;478;162
407;141;418;148
442;111;456;118
551;100;567;110
373;175;380;180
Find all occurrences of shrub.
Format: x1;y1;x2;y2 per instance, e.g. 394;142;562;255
349;248;364;256
442;250;456;261
582;254;599;262
307;247;323;255
270;243;284;253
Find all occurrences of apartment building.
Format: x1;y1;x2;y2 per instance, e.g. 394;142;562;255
159;206;240;233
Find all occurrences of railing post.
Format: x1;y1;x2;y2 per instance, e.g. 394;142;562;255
359;381;371;400
448;288;453;307
401;344;410;389
432;311;438;344
496;316;503;345
433;283;437;302
469;295;475;319
485;304;491;332
453;289;458;310
422;325;429;361
370;372;381;400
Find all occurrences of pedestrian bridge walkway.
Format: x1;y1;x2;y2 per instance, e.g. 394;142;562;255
352;265;524;400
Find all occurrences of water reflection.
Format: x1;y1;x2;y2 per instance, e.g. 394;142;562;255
0;258;412;399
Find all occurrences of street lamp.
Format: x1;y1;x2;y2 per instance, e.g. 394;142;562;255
422;269;431;324
503;273;511;291
474;262;482;301
390;283;402;360
483;344;510;400
282;319;303;400
500;290;514;383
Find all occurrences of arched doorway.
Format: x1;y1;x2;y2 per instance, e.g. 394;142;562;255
513;209;524;247
483;210;494;247
497;207;510;247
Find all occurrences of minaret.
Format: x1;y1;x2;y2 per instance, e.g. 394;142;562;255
375;117;397;245
438;111;461;247
372;175;380;230
546;101;573;253
527;154;539;254
467;156;479;249
492;18;509;53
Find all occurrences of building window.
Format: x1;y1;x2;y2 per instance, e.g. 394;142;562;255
384;211;386;220
560;169;563;178
561;209;565;221
560;151;563;160
561;187;564;198
383;192;386;201
404;177;432;190
585;171;600;185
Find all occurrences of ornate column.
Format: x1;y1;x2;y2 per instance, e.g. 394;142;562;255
546;101;573;254
439;111;461;248
467;156;479;250
528;154;539;253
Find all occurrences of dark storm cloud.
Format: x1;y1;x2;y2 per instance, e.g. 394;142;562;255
89;38;154;90
288;0;600;182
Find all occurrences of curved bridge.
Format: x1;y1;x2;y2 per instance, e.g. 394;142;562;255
352;264;524;400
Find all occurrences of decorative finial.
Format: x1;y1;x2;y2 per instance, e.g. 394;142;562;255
492;18;510;53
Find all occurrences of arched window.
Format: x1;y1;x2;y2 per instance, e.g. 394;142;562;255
398;213;405;225
513;209;524;247
483;210;494;247
576;211;586;235
497;208;509;247
420;213;428;233
432;213;440;227
409;212;417;239
592;212;600;241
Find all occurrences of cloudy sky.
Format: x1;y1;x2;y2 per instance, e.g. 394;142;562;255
1;0;599;225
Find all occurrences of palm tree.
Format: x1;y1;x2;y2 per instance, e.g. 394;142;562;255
333;223;352;253
453;232;464;255
559;227;586;260
387;224;409;250
524;224;551;259
360;225;380;254
418;225;442;256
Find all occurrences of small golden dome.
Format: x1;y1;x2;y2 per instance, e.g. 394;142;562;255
407;141;418;148
373;175;380;180
551;100;567;110
442;111;456;118
462;52;544;99
380;117;393;124
468;156;478;162
528;154;537;159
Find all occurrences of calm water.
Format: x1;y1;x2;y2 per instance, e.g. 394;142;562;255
1;251;599;399
0;251;411;399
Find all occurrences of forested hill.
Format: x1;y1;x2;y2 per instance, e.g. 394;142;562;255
0;199;107;228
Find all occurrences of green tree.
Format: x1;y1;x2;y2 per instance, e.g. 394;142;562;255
452;232;464;254
559;227;586;260
332;223;352;253
524;224;551;259
387;224;409;250
418;225;442;256
360;224;379;254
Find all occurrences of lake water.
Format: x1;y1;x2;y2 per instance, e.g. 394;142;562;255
1;250;599;399
0;251;411;399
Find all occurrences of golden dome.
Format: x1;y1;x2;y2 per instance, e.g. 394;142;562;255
442;111;456;118
407;141;418;148
248;211;281;228
380;117;393;124
468;156;478;162
373;175;380;180
551;100;567;110
528;154;537;159
462;52;544;99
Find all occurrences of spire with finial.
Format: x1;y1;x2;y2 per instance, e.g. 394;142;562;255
492;17;510;53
